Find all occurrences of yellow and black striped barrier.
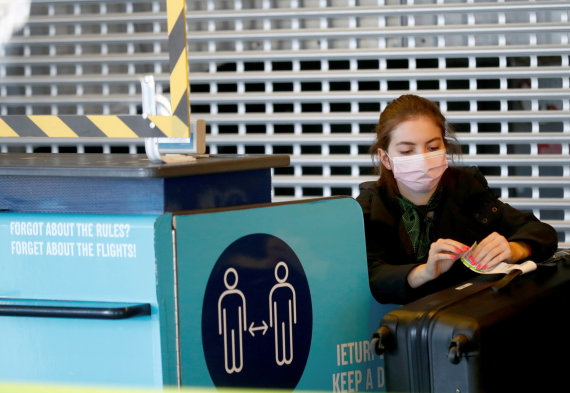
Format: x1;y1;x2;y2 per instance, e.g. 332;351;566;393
0;114;189;139
0;0;193;142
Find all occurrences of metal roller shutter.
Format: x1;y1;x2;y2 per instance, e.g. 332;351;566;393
1;0;569;246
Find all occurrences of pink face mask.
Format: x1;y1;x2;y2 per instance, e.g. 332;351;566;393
381;149;448;193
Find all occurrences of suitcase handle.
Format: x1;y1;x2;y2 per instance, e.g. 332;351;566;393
371;325;393;355
540;249;570;267
448;334;470;364
491;249;569;292
491;269;523;293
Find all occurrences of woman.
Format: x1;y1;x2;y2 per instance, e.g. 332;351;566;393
357;94;558;304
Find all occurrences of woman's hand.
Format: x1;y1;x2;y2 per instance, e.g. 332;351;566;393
408;239;469;288
470;232;530;270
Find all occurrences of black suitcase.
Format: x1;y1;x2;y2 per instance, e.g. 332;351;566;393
372;250;570;393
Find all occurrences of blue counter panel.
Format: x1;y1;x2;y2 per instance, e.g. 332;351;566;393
0;315;160;387
0;213;163;387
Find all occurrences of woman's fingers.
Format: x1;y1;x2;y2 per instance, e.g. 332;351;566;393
471;232;512;270
426;239;467;278
430;238;469;255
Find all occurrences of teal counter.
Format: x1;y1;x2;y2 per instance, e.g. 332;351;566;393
0;154;395;391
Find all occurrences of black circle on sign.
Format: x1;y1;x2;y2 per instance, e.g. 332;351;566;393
201;233;313;389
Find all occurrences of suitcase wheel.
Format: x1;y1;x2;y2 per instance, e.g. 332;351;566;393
371;325;393;355
448;334;469;364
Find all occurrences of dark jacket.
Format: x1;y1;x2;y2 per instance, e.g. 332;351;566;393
356;166;558;305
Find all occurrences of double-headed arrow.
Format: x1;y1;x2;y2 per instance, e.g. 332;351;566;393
249;320;268;337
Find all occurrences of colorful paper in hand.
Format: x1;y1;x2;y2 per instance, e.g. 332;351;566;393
461;241;537;275
461;242;483;272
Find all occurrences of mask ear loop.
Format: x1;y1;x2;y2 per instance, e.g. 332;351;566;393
378;149;393;171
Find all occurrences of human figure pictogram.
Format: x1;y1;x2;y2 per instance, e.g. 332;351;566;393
268;261;297;366
218;267;247;374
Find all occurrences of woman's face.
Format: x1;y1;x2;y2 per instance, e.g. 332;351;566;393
380;115;445;169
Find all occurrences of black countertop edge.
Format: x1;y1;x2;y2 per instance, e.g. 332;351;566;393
0;153;291;178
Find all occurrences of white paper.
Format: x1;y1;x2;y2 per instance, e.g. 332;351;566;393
481;260;537;275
